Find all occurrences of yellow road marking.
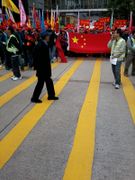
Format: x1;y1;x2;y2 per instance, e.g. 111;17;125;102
121;67;135;124
63;60;102;180
0;60;83;169
0;63;59;108
0;67;33;82
0;72;12;82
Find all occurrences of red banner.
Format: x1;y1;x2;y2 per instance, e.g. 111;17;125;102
68;32;110;54
80;19;90;26
99;17;110;23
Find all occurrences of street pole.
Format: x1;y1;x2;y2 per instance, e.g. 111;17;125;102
110;8;114;29
77;11;80;33
129;10;133;33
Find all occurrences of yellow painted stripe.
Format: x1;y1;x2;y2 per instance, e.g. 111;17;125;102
63;60;102;180
121;67;135;124
0;66;3;70
0;72;12;82
0;60;83;169
0;63;59;108
0;66;32;82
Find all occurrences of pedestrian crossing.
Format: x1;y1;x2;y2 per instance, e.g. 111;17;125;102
63;60;102;180
0;60;83;169
121;66;135;124
0;72;12;82
0;59;135;180
0;66;34;82
0;63;59;108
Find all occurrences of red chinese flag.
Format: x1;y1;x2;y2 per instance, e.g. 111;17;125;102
56;37;67;63
68;32;110;54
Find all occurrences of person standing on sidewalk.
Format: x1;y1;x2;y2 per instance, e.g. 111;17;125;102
31;31;59;103
124;30;135;76
108;29;126;89
6;27;22;81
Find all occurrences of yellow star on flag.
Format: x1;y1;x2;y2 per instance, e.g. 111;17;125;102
72;36;78;44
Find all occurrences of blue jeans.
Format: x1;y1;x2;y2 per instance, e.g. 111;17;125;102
112;61;122;85
49;46;57;61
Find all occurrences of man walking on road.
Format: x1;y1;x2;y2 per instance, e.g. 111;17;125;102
31;31;59;103
108;29;126;89
124;30;135;76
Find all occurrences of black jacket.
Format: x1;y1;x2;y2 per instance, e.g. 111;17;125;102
33;40;52;78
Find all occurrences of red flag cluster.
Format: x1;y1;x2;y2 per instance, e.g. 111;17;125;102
113;20;127;28
80;19;90;27
44;10;60;33
94;17;110;30
64;24;75;30
98;17;110;23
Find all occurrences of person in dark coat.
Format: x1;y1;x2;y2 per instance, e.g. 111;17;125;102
31;31;59;103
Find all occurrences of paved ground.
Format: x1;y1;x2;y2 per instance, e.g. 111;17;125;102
0;57;135;180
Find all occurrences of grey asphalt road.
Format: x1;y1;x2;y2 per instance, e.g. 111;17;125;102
0;58;135;180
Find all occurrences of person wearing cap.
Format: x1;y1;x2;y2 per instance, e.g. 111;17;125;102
31;31;59;103
6;26;22;80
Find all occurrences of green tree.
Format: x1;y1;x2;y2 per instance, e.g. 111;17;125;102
108;0;135;20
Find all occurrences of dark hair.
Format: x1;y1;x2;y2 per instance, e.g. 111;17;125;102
8;26;15;34
40;31;50;39
115;28;123;37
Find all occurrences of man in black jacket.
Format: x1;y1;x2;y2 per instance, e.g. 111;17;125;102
31;31;59;103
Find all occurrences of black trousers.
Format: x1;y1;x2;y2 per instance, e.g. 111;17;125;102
5;51;12;69
11;55;21;77
32;76;55;100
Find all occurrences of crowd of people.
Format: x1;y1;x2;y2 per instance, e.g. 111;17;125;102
0;25;134;93
0;26;68;80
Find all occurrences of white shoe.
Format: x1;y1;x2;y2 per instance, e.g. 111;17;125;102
19;76;22;80
11;76;15;79
11;77;19;81
115;84;120;89
112;82;116;86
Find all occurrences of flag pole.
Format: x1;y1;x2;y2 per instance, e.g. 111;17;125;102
56;4;59;17
129;10;133;33
77;11;80;33
55;4;59;33
110;8;114;29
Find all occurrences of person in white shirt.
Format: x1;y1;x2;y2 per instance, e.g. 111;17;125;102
108;29;126;89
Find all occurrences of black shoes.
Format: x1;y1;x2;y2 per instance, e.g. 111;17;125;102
31;97;59;103
48;96;59;100
31;98;42;103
